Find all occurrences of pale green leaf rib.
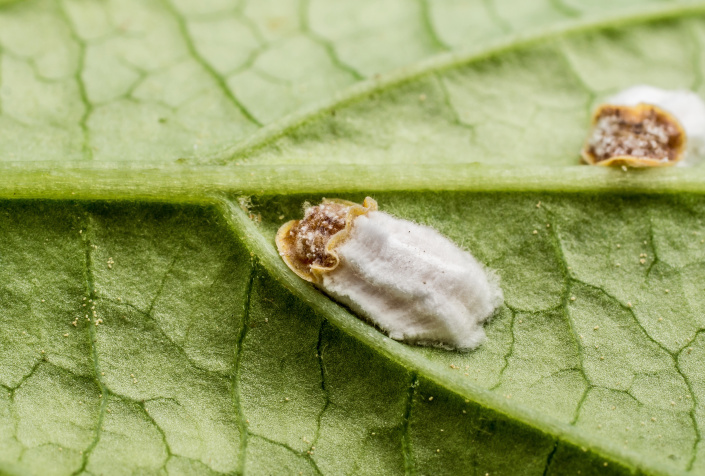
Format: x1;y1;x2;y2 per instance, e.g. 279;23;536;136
216;3;705;168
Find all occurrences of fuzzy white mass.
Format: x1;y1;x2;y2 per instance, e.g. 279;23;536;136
320;211;503;351
607;85;705;161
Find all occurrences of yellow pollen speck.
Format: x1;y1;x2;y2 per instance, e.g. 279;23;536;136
429;396;434;401
616;263;621;267
640;259;646;265
570;296;576;301
600;356;605;360
617;244;621;248
658;317;663;321
627;302;632;307
546;224;550;228
670;401;676;406
63;333;69;337
536;202;541;208
532;230;538;235
594;326;599;330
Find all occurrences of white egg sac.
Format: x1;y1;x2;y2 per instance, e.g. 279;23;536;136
276;197;503;351
581;85;705;167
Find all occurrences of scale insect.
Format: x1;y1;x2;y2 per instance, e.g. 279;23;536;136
276;197;503;351
582;85;705;167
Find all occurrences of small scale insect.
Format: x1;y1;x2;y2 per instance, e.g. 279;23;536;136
276;197;503;351
581;85;705;167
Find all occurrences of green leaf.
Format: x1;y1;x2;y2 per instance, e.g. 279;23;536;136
3;1;705;475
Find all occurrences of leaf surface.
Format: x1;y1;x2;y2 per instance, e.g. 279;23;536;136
2;1;705;475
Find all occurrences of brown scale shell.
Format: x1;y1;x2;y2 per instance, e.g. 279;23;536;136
581;103;687;167
275;197;378;283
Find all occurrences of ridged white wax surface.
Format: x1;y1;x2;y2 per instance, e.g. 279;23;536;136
607;85;705;161
321;211;503;351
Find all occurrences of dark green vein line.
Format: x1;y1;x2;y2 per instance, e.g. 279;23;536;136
56;0;93;161
401;373;417;476
417;0;450;51
71;216;108;476
299;0;364;81
482;0;512;34
543;207;591;425
311;320;331;452
232;264;255;475
159;0;263;127
542;441;559;476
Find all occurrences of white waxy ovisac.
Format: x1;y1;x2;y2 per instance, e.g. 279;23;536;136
607;85;705;161
276;197;503;351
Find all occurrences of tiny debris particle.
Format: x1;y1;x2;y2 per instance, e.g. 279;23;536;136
570;296;576;301
436;449;440;453
546;223;550;228
627;302;633;307
63;333;69;337
532;230;538;235
600;356;605;360
640;259;646;265
611;406;616;410
665;289;670;293
419;94;427;101
428;396;434;401
536;201;541;208
594;326;599;331
670;401;676;406
617;244;621;248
